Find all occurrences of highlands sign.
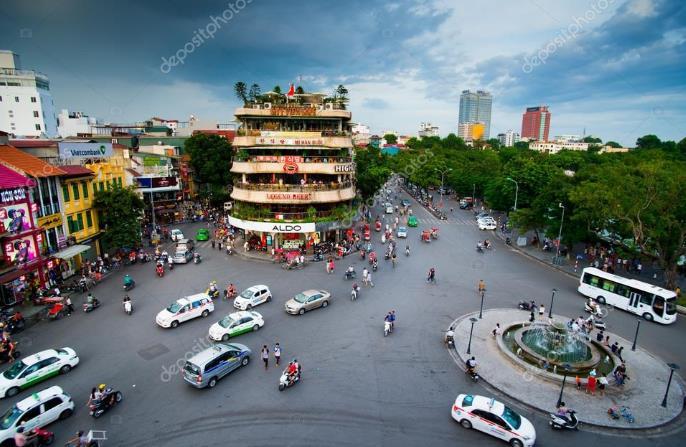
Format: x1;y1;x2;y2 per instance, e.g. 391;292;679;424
59;142;113;159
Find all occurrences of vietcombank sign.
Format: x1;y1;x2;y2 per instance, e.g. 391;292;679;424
58;142;113;159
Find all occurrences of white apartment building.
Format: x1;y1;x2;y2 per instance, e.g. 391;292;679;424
0;50;58;137
497;130;521;147
553;134;583;143
352;123;370;135
58;109;100;137
530;140;589;154
418;122;439;138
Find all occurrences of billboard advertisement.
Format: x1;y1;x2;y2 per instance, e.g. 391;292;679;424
136;177;178;189
0;203;32;234
58;142;113;159
4;235;38;265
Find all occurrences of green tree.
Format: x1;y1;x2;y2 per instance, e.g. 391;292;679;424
233;81;247;104
383;134;398;144
583;136;602;144
273;85;282;94
248;83;261;102
94;186;145;250
355;147;391;199
635;134;661;149
605;141;622;148
335;84;349;109
513;141;529;150
295;86;305;94
486;138;501;150
184;133;233;202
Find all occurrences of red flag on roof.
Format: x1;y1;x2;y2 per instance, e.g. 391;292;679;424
286;83;295;97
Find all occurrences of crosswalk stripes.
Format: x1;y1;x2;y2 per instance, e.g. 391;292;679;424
415;216;477;226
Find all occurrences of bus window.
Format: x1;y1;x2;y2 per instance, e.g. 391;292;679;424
665;298;677;315
583;274;599;287
615;284;630;298
602;280;616;293
639;293;653;306
653;297;666;317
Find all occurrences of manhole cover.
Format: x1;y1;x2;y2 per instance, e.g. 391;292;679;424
137;344;170;360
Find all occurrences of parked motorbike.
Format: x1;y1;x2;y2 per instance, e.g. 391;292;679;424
281;261;304;270
83;298;100;313
23;427;54;446
89;389;123;418
518;300;536;311
549;410;579;430
278;366;301;391
207;288;220;300
0;311;25;334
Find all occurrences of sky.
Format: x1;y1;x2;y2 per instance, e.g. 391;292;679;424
1;0;684;146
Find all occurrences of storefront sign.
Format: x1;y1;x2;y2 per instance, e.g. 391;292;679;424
270;106;317;117
334;164;354;172
266;193;312;201
143;157;165;166
283;162;298;173
0;203;32;234
228;216;315;233
31;203;38;213
0;188;26;204
256;137;324;146
37;214;63;230
58;142;113;159
136;177;178;188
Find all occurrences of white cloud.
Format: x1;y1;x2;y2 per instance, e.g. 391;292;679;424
626;0;657;17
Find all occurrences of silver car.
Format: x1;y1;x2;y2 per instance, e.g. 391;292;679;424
172;249;193;264
285;289;332;315
183;343;251;389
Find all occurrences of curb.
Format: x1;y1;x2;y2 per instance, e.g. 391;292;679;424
445;312;686;434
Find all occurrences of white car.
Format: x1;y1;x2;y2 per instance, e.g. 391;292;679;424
451;394;536;447
0;385;74;444
170;229;184;241
397;226;408;238
478;218;497;231
385;205;394;214
156;293;214;328
0;348;79;398
233;285;272;310
208;311;265;342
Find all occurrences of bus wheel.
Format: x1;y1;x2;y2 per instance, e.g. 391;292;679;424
597;296;606;305
642;312;653;322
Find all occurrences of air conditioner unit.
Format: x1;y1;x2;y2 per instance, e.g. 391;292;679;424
317;104;325;111
263;103;272;110
324;103;334;110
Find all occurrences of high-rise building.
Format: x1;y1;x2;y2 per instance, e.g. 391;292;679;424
418;122;439;138
458;90;492;139
497;130;521;147
229;90;355;250
521;106;551;141
0;51;58;137
457;122;485;142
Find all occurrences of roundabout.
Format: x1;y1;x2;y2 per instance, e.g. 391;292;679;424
448;309;685;429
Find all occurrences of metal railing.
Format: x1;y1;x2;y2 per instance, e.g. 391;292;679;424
233;181;353;192
235;156;352;163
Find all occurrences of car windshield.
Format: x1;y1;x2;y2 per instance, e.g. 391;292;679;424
501;405;522;429
239;290;253;299
184;362;200;375
0;405;22;430
218;316;236;328
166;302;183;313
665;297;677;315
2;360;27;380
399;227;406;231
293;293;309;303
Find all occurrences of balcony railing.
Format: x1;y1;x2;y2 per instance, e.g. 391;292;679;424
236;129;350;137
233;181;353;192
231;207;356;223
235;156;352;163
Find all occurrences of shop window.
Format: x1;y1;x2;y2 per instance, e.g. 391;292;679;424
82;182;89;198
62;185;70;202
67;215;74;232
77;213;84;231
71;183;80;200
86;210;93;228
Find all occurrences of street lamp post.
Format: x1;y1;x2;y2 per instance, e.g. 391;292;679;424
506;178;518;211
466;317;478;355
661;363;680;407
548;288;557;318
436;168;452;207
479;291;485;319
555;203;565;263
631;319;641;351
556;363;572;408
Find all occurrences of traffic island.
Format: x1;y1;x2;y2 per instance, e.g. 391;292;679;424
447;309;685;429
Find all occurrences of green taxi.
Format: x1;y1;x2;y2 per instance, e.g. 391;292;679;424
407;215;418;227
196;228;210;241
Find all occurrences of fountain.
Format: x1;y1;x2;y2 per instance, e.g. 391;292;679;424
501;319;615;376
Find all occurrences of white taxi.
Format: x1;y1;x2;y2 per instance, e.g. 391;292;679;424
0;348;79;398
233;285;272;311
478;217;497;231
208;311;265;342
451;394;536;447
156;293;214;328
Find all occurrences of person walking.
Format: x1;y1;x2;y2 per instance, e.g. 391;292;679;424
274;343;281;366
367;271;374;287
362;268;369;286
586;372;597;395
478;279;486;293
538;304;545;318
261;345;269;369
65;296;74;316
211;239;216;249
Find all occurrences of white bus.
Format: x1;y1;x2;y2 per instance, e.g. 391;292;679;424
578;267;677;324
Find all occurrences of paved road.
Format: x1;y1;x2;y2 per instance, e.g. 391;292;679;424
9;191;685;446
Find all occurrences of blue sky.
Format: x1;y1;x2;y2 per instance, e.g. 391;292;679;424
1;0;684;145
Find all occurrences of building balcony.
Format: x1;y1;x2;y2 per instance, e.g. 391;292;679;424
232;156;354;175
234;104;351;120
230;206;355;224
232;134;352;149
231;182;355;204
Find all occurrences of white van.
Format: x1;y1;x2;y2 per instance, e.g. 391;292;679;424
156;293;214;328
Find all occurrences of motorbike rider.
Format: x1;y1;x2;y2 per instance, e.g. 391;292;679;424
466;356;477;375
86;293;98;306
167;256;174;270
346;265;355;278
123;274;134;288
351;283;360;299
484;239;491;249
193;252;201;262
405;245;410;256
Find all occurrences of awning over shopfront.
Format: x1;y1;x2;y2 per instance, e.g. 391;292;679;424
0;268;28;284
53;244;91;260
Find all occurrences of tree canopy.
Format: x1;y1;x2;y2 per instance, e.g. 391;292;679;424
184;133;233;203
94;186;145;250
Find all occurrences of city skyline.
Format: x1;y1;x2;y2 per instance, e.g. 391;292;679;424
1;0;684;146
